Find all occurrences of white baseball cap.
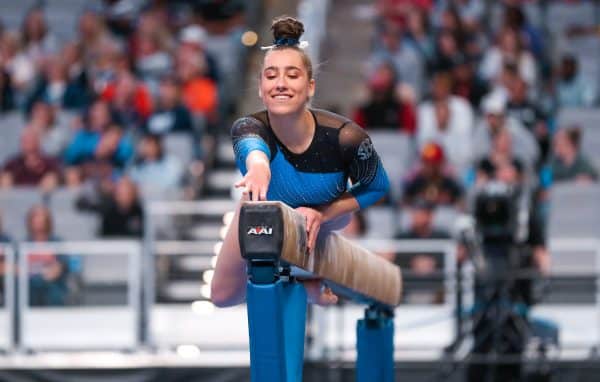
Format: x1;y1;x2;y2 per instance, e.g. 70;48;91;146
179;25;208;46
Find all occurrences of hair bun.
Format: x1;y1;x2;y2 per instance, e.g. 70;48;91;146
271;16;304;43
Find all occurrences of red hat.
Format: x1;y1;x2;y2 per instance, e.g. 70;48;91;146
421;142;445;164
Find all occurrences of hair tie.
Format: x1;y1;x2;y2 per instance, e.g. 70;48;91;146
274;37;299;46
260;39;310;51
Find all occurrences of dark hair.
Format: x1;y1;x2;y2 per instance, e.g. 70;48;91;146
565;126;582;149
21;7;47;46
265;16;313;79
26;204;53;237
143;133;164;159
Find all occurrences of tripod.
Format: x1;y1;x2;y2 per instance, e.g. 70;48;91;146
445;242;536;382
467;247;531;382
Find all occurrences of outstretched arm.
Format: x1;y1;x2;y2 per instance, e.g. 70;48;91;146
231;116;274;201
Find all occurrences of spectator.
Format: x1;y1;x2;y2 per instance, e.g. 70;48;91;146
429;29;464;73
506;76;549;162
1;31;36;102
144;75;196;135
352;61;416;133
501;4;545;63
20;7;59;62
0;212;11;243
474;128;527;186
175;42;219;121
394;199;449;304
101;71;153;130
85;34;124;96
0;128;60;190
0;67;14;112
25;205;70;306
370;22;424;99
555;55;597;108
178;24;220;83
77;177;144;238
451;55;488;108
64;100;134;183
550;127;598;183
473;93;539;171
77;9;113;66
432;0;484;33
62;41;92;103
25;54;92;112
28;101;73;157
101;0;142;38
402;142;464;208
128;134;184;191
340;211;367;239
376;0;434;32
403;8;435;66
479;26;537;89
131;11;173;97
417;71;474;173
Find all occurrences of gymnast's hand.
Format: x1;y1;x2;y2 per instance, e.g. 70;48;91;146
303;279;338;306
235;152;271;201
295;207;323;252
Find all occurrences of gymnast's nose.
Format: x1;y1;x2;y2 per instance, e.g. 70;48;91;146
275;75;288;90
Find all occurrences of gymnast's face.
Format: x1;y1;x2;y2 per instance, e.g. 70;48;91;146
260;49;315;116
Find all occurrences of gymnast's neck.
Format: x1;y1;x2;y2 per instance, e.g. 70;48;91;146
268;108;315;154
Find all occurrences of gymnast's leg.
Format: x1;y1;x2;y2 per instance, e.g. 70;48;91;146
211;200;247;307
211;205;351;307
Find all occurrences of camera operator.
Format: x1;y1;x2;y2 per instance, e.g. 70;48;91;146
467;156;550;382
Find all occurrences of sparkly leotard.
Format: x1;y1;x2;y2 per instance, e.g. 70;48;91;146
232;108;389;210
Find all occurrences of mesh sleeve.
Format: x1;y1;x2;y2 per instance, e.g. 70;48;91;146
339;122;390;208
231;117;273;174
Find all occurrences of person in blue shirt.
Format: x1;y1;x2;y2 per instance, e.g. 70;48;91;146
211;16;390;307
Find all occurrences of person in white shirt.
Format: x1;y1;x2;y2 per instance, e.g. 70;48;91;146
417;71;475;176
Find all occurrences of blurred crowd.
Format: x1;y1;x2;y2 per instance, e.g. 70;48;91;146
350;0;600;302
1;0;600;307
0;0;250;306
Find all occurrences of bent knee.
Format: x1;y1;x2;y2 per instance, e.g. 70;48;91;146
210;279;245;308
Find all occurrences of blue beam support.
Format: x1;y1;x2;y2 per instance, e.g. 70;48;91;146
246;278;307;382
356;306;395;382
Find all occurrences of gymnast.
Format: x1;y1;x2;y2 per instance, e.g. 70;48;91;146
211;16;390;307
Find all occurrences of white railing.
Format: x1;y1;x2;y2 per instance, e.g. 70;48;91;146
17;241;141;351
0;231;600;362
0;244;14;351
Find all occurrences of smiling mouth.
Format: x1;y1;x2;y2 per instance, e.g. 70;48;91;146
272;94;293;100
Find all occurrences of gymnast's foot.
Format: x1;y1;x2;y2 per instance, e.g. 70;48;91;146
303;279;338;306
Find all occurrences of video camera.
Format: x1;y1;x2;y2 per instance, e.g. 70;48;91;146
473;181;530;245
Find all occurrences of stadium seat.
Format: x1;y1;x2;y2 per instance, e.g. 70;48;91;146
369;130;416;202
557;108;600;168
164;132;195;167
0;112;24;165
548;183;600;239
0;188;43;240
365;206;397;238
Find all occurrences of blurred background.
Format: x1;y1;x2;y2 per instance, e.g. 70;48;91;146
0;0;599;381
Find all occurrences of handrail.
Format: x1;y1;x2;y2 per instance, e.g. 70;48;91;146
0;244;14;351
16;241;141;351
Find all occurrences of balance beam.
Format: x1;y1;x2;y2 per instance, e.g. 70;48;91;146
239;201;400;382
239;201;402;307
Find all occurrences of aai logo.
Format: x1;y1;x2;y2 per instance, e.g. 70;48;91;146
247;226;273;235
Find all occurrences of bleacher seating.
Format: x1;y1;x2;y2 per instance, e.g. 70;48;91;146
368;130;416;201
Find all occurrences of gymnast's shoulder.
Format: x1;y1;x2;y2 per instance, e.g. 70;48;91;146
231;110;269;136
310;108;359;130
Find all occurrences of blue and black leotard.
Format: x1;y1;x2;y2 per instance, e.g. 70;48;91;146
231;108;389;210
